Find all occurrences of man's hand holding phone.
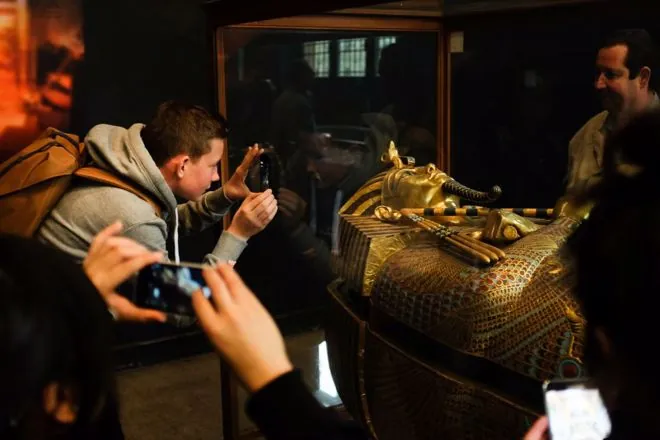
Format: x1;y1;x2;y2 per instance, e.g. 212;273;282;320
223;144;264;202
83;222;167;323
227;189;278;240
527;379;612;440
192;264;294;393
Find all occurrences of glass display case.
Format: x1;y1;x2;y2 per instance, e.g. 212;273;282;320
210;3;445;327
205;0;657;438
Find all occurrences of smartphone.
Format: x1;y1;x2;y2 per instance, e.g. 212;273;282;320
135;262;211;316
247;146;280;193
543;378;612;440
258;154;272;191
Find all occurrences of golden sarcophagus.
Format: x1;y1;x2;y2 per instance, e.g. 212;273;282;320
326;144;587;440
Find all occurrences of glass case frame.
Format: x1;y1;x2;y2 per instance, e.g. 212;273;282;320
209;9;448;187
206;0;607;189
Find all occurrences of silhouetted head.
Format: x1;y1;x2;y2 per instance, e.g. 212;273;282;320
566;108;660;436
0;235;115;440
287;59;315;92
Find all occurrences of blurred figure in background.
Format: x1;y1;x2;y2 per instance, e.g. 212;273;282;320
270;59;317;167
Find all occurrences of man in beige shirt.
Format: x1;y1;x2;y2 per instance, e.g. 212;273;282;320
566;29;659;195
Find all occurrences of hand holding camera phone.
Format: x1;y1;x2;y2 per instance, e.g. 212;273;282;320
135;262;211;316
543;378;611;440
247;145;281;193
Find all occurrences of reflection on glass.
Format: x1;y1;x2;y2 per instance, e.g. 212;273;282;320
317;341;339;405
338;37;367;77
303;40;331;78
224;28;438;319
376;36;397;75
448;17;660;208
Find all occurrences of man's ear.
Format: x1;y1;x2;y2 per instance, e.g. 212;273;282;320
639;66;651;89
177;155;191;179
162;155;190;179
43;383;78;425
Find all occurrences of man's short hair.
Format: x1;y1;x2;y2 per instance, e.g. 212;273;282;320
601;29;657;83
141;101;229;167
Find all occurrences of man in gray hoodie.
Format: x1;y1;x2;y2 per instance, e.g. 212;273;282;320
37;101;278;264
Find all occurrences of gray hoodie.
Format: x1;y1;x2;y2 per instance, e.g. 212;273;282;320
37;123;247;264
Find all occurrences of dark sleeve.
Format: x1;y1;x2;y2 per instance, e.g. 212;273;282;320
246;370;367;440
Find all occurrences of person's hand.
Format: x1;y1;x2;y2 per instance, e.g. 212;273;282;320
278;188;307;232
223;145;263;202
523;416;549;440
192;264;293;392
226;189;278;239
83;222;167;323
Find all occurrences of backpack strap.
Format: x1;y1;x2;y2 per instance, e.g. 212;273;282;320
74;167;164;218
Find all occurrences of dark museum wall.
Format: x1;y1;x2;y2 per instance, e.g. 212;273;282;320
71;0;212;135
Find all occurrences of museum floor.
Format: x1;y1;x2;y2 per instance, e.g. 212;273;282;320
116;329;344;440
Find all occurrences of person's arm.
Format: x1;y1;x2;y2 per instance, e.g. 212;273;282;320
565;133;580;194
176;189;251;264
175;188;235;235
83;222;167;323
121;193;275;265
206;190;278;264
204;229;247;265
192;265;368;440
246;370;366;440
177;145;263;235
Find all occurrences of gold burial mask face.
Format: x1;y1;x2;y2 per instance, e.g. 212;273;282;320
382;163;459;210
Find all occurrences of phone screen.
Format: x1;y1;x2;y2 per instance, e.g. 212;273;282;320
135;262;211;316
543;379;611;440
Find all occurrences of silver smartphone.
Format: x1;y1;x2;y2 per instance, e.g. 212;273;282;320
543;378;611;440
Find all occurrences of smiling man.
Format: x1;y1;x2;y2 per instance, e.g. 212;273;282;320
566;29;659;195
37;101;277;264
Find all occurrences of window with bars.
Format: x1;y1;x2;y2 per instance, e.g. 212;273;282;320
303;40;330;78
338;38;367;78
376;36;397;75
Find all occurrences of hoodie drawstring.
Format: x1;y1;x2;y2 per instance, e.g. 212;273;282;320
174;208;180;263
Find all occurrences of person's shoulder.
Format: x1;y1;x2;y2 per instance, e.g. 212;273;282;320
570;111;609;144
587;110;609;126
85;123;121;137
579;111;609;133
59;184;162;225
